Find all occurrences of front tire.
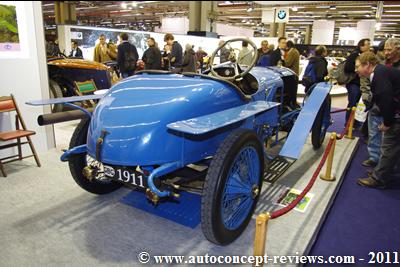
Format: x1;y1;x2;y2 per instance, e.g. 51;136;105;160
68;118;122;194
201;129;264;245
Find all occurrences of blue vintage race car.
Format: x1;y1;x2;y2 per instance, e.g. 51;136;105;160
28;38;331;245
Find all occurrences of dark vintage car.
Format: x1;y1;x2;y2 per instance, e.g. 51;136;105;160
47;58;114;112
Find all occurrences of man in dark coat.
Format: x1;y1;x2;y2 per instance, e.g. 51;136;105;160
356;52;400;189
181;44;197;73
117;32;138;78
164;33;182;69
270;37;287;66
142;37;161;70
343;38;370;123
68;41;83;58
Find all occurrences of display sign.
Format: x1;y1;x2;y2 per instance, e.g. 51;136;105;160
275;8;289;23
70;31;83;40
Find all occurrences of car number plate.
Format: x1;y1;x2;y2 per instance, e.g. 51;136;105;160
103;165;146;188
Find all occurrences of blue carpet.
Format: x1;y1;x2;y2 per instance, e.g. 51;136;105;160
121;190;201;229
307;111;400;266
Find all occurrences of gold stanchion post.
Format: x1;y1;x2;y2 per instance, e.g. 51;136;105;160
345;107;356;139
253;213;270;267
320;132;337;181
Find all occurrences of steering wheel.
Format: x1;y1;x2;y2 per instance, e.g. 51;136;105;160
209;38;258;81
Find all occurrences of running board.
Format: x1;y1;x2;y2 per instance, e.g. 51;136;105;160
264;156;294;183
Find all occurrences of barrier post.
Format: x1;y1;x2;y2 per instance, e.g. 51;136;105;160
345;107;356;139
320;132;336;181
253;212;270;267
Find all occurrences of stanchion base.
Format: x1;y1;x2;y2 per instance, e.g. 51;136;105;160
320;174;336;181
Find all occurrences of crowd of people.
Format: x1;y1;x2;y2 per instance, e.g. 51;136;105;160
65;33;399;189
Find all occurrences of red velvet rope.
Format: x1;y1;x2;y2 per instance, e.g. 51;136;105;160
269;108;356;220
330;108;348;114
270;137;334;219
337;108;355;140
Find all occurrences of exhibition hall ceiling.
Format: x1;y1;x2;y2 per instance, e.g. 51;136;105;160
42;1;400;39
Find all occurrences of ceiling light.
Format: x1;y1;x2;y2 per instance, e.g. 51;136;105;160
242;19;246;23
121;2;127;9
329;5;336;10
132;2;137;7
224;1;233;4
247;6;254;12
292;7;298;11
139;5;144;9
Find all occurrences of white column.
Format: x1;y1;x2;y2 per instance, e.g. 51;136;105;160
0;1;55;158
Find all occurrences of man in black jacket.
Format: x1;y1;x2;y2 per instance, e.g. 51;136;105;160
164;33;182;70
142;37;161;70
344;38;370;123
356;52;400;188
117;33;138;78
270;37;287;66
303;45;328;92
68;41;83;58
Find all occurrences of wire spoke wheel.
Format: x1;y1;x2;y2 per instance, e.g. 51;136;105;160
201;129;264;245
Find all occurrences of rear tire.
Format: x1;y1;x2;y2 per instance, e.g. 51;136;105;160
49;79;64;113
311;96;331;149
201;129;264;245
68;118;122;195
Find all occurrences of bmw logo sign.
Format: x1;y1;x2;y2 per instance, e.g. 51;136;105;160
277;10;287;20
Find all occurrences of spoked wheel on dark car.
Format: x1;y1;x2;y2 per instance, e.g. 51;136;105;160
49;79;64;113
201;129;264;245
311;95;331;149
68;118;122;194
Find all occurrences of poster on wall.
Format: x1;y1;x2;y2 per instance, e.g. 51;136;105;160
0;2;20;51
0;1;29;58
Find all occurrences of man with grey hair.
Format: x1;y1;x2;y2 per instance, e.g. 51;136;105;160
361;38;400;169
384;38;400;68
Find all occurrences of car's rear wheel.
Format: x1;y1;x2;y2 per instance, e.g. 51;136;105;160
49;79;64;113
201;129;264;245
311;96;331;149
68;118;122;194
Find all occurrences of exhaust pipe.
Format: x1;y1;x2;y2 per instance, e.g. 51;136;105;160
38;108;94;126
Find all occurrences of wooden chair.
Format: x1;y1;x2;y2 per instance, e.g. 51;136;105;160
0;94;41;177
74;79;97;108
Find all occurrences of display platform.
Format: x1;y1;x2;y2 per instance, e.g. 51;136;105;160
0;128;358;266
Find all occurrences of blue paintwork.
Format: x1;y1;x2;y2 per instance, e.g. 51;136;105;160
279;82;332;159
26;94;105;106
28;63;332;199
147;161;181;197
86;73;251;167
167;101;280;135
221;146;260;230
60;144;87;162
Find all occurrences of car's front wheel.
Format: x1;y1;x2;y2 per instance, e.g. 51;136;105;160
201;129;264;245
